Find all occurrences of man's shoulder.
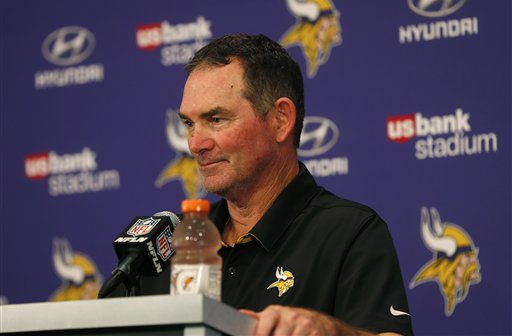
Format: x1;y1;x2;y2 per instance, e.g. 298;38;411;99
310;187;377;216
303;186;384;232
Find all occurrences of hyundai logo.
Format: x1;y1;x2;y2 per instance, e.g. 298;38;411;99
298;116;339;157
407;0;466;18
42;26;96;66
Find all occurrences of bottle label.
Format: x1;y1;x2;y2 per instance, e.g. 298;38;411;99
171;264;221;301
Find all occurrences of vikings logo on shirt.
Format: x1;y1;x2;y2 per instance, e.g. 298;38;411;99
280;0;342;78
267;266;295;297
409;207;481;316
155;110;205;199
49;238;102;301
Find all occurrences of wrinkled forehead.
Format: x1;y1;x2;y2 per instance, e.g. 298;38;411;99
188;59;245;89
180;60;248;114
189;57;250;88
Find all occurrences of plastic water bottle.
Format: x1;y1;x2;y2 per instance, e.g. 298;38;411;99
170;199;222;301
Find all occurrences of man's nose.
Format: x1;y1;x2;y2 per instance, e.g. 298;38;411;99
188;126;215;154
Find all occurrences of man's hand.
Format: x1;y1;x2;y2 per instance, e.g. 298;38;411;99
239;305;374;336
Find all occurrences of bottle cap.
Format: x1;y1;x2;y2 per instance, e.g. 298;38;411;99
181;199;211;213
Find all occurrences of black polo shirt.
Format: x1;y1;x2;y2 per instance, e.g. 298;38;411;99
209;163;413;335
112;163;412;335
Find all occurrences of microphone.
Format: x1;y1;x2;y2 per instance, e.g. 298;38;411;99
97;211;181;298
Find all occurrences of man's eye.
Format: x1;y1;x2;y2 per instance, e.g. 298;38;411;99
211;117;221;123
182;119;193;128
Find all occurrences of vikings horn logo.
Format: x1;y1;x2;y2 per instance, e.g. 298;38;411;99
267;266;295;297
155;109;204;199
409;207;481;316
49;238;102;301
280;0;342;78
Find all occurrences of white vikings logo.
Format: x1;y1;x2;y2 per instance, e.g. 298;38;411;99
267;266;295;297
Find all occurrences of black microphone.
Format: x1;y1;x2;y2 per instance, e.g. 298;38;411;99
98;211;180;298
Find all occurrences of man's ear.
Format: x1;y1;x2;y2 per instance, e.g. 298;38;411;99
270;97;296;144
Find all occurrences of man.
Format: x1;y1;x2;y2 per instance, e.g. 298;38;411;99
177;34;413;335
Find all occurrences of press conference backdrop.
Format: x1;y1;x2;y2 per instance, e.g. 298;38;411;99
1;1;510;334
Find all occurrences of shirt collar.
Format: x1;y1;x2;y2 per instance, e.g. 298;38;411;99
209;162;318;251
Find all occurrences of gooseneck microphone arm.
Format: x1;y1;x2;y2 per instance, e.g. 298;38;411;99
97;250;144;298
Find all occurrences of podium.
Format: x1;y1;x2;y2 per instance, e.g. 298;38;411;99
0;294;256;335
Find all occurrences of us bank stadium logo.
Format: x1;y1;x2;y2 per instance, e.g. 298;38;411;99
399;0;478;44
35;26;104;89
49;238;102;301
410;207;481;316
280;0;342;78
136;17;213;67
386;107;498;160
24;147;121;196
155;110;204;199
299;116;348;177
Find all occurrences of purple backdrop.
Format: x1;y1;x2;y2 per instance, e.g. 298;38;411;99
1;1;510;334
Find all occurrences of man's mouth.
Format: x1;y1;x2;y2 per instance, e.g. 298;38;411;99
198;160;223;168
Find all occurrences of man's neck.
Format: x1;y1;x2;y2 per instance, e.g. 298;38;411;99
223;155;299;244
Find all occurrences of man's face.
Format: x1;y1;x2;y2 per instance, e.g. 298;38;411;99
179;60;277;197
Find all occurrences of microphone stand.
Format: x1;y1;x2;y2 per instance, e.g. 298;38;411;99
126;274;141;297
98;250;144;298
